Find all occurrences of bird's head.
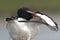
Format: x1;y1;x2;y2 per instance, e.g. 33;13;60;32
17;7;58;31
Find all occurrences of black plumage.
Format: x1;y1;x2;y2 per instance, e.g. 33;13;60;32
17;8;33;20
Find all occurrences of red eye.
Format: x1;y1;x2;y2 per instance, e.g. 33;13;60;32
31;13;36;16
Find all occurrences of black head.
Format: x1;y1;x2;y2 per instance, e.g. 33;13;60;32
17;7;35;20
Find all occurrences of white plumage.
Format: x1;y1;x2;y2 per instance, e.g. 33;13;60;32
6;17;40;40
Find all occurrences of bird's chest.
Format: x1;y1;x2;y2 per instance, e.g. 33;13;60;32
6;21;40;39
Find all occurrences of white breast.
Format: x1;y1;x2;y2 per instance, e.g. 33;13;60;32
6;18;40;40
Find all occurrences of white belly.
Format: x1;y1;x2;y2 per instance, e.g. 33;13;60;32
6;20;40;40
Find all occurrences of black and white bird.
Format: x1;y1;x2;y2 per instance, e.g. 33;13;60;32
6;7;58;40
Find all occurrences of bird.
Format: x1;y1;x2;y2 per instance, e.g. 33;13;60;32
6;7;58;40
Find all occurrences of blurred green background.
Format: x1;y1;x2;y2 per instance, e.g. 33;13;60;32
0;0;60;17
